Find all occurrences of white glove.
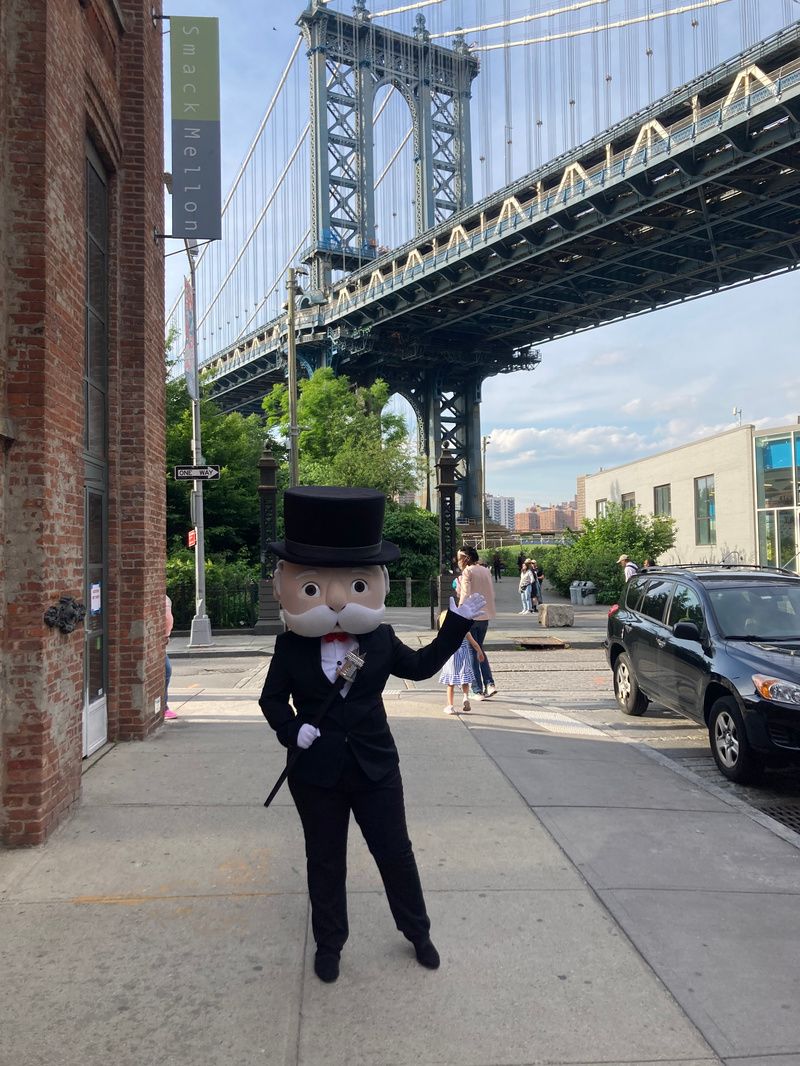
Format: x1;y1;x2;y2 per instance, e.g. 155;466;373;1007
297;724;321;749
449;593;486;620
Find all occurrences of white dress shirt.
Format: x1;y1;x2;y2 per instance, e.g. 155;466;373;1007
320;633;359;697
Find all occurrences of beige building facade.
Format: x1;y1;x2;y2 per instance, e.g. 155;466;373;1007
580;422;800;570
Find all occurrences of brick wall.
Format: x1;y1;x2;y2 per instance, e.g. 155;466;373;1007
0;0;165;846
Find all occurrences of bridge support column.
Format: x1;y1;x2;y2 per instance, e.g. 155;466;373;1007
419;374;482;524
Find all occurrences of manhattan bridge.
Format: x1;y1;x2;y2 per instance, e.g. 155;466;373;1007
166;0;800;520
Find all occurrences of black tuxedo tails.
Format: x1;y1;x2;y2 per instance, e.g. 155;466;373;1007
259;610;471;965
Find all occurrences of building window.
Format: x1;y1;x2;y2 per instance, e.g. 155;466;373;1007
695;475;716;545
653;484;671;516
85;151;108;460
596;499;607;518
755;436;793;508
621;492;635;510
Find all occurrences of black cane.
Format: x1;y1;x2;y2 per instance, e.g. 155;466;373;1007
263;647;366;808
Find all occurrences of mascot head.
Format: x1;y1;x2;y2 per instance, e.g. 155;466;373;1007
270;487;399;638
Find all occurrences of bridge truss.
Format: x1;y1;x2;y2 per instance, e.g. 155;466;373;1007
204;19;800;518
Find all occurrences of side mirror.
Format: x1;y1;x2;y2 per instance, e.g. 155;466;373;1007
673;620;702;642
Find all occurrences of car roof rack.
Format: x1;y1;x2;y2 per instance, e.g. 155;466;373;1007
643;563;797;576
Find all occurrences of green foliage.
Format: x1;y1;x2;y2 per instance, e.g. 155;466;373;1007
546;503;676;603
383;504;439;581
165;377;265;561
166;549;260;628
476;544;560;570
262;367;421;497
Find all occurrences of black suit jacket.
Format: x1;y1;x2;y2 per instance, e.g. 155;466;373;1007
259;610;472;788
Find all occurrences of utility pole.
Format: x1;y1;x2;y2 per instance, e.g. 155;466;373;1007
286;267;306;487
185;240;213;646
481;434;491;550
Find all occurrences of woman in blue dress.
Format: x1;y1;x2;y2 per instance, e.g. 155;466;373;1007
438;612;485;715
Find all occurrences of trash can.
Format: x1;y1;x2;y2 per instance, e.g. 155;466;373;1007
569;581;581;605
580;581;597;606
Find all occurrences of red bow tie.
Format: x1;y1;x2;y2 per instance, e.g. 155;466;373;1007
323;632;350;643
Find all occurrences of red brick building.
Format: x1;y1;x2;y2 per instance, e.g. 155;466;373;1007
1;0;166;845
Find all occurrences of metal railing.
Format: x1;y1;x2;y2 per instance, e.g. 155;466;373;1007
169;581;259;630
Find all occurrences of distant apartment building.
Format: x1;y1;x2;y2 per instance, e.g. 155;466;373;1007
579;422;800;568
485;494;516;530
516;500;577;532
515;509;540;532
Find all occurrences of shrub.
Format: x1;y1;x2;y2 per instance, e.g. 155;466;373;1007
545;504;676;604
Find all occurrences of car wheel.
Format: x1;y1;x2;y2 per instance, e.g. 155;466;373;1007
708;696;761;784
613;652;648;716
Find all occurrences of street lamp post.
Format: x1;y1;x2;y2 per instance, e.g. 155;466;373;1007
286;267;307;488
481;434;491;550
436;445;458;612
186;240;213;647
254;440;282;635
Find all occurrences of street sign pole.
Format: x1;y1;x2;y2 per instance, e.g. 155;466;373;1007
186;242;213;647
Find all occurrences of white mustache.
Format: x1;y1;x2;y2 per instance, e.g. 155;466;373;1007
281;601;386;638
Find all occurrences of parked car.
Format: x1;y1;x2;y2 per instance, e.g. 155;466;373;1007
605;565;800;783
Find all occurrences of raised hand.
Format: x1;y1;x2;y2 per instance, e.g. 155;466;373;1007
449;593;486;620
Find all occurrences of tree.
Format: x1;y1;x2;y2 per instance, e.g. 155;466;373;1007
547;503;676;604
383;504;440;581
262;367;422;498
165;376;265;560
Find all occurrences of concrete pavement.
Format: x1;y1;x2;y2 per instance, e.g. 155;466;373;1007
2;577;799;1065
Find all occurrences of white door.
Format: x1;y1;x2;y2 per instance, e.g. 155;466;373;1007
83;487;107;756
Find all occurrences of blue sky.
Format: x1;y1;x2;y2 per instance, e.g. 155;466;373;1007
163;0;799;510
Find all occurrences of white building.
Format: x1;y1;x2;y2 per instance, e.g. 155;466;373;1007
485;494;516;531
578;422;800;569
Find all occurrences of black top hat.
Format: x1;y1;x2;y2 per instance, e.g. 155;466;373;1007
269;486;401;567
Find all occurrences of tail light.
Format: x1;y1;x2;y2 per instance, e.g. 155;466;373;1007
607;604;620;618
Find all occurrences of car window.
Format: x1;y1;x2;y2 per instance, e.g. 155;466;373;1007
624;575;648;612
668;584;704;629
708;585;800;639
639;579;672;623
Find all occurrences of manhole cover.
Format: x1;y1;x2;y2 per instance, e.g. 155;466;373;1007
754;804;800;836
516;637;568;650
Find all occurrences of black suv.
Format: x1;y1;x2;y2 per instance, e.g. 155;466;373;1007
605;565;800;783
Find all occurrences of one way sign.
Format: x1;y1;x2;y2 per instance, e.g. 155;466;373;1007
173;465;221;481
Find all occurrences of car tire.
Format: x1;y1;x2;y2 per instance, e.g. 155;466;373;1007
708;696;762;784
613;652;648;716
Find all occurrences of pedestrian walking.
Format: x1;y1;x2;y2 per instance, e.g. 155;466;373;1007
531;558;544;611
457;544;498;699
492;550;502;582
164;594;177;720
438;612;485;715
518;560;534;613
617;554;639;581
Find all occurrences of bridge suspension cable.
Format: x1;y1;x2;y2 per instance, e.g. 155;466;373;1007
371;0;446;18
429;0;612;40
444;0;734;50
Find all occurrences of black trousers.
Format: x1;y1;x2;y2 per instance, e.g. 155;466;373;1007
288;749;430;955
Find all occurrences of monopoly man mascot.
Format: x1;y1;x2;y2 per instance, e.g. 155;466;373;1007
259;486;485;984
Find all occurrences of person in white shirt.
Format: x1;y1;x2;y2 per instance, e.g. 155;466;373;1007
457;545;498;698
617;554;639;582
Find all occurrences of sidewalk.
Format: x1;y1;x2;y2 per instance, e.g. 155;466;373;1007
3;620;800;1064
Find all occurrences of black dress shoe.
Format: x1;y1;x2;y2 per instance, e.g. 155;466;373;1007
413;938;440;969
314;951;340;983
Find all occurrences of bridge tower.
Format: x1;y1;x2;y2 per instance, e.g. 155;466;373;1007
298;0;477;294
299;0;489;521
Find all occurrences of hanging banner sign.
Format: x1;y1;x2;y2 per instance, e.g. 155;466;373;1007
183;275;198;400
170;16;221;240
